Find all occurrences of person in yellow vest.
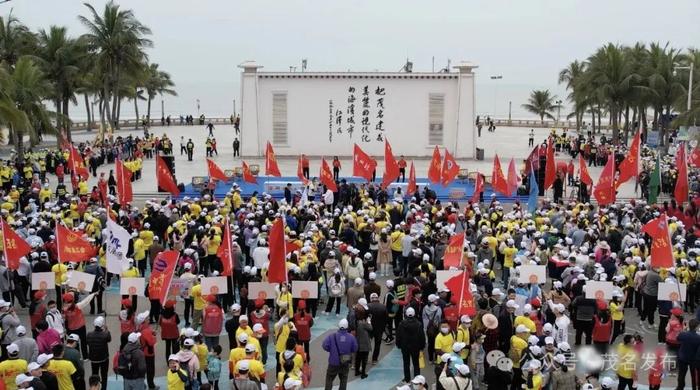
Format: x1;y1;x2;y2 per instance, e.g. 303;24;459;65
434;320;455;365
514;304;537;333
0;343;27;390
274;311;294;373
455;315;471;360
615;335;638;389
167;354;190;390
191;276;206;329
236;345;266;381
139;223;155;266
132;232;147;275
45;347;76;390
51;261;68;311
228;333;248;379
509;325;530;389
523;359;544;390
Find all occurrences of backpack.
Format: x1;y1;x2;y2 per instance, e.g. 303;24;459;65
117;351;137;378
425;310;440;339
330;281;343;296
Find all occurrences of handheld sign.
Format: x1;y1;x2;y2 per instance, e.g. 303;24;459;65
292;281;318;299
169;278;192;298
658;282;687;302
249;282;277;300
120;277;145;296
31;272;54;290
584;281;615;300
201;277;228;295
518;265;546;284
67;271;96;292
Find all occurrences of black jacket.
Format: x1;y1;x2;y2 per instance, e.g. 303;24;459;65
367;302;388;337
122;342;147;379
396;317;425;352
87;328;112;362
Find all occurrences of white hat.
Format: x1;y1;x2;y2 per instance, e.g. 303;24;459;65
135;311;149;325
128;332;141;343
386;280;394;288
94;316;105;328
354;277;363;286
168;354;179;361
231;303;241;312
545;336;555;345
543;323;553;333
428;294;438;303
557;342;571;352
358;298;368;310
455;364;470;375
6;343;18;354
600;377;615;388
16;325;26;336
284;378;303;389
339;319;349;329
0;300;10;308
411;375;426;385
553;354;566;365
460;315;472;324
27;362;41;371
506;300;518;309
237;360;250;371
581;385;594;390
452;342;467;352
528;359;542;370
370;292;379;301
515;325;530;333
237;333;249;343
183;338;195;347
67;334;80;342
239;314;249;322
252;323;264;333
405;307;416;317
36;353;53;366
369;272;376;280
245;343;257;353
15;374;32;386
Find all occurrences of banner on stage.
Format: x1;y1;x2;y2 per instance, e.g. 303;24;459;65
201;276;228;295
658;282;686;302
249;282;277;300
120;277;145;296
585;281;615;300
31;272;54;290
67;271;96;292
292;281;318;299
436;270;461;291
518;265;546;284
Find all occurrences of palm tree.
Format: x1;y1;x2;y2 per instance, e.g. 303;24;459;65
0;15;36;66
0;57;54;159
522;89;560;124
144;63;177;122
78;1;152;128
36;26;85;140
558;60;587;130
647;42;684;145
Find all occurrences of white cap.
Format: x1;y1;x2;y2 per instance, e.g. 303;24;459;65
386;280;394;288
16;325;26;336
455;364;470;376
354;277;363;286
231;303;241;312
94;316;105;328
405;307;416;317
245;343;257;353
600;377;615;388
558;342;571;352
6;343;18;354
183;338;195;347
37;353;53;366
339;319;349;329
545;336;555;345
237;333;249;343
168;354;179;361
252;323;264;333
452;342;467;352
238;360;250;371
67;334;80;342
506;300;519;309
239;314;249;322
581;385;594;390
284;378;303;389
411;375;426;385
528;359;542;370
128;332;141;343
27;362;41;371
428;294;438;303
543;323;554;333
369;272;376;280
515;325;530;333
15;374;32;386
460;315;472;324
358;298;368;309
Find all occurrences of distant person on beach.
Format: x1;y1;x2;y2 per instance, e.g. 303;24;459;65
234;115;240;134
180;136;186;156
529;129;535;147
233;138;240;157
207;122;215;136
186;139;194;161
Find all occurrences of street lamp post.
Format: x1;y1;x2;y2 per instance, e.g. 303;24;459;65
674;62;694;112
556;99;563;124
490;75;503;118
196;99;200;116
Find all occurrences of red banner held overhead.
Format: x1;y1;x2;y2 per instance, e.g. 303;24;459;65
297;155;309;185
507;158;518;196
544;138;556;190
242;161;257;184
267;218;287;284
593;154;616;206
407;162;417;196
115;159;133;205
319;158;338;192
444;271;476;317
381;139;400;189
207;159;228;181
470;172;484;203
578;154;593;186
443;232;465;269
217;218;233;276
428;146;442;184
491;155;510;196
156;155;180;196
641;214;674;268
674;143;689;204
56;224;97;263
617;129;641;186
441;150;460;187
148;250;180;304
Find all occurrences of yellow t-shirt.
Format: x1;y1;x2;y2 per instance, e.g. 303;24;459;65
51;263;68;286
274;323;291;353
207;235;221;255
434;333;455;363
610;302;624;321
514;315;537;334
47;359;77;390
139;230;154;248
134;238;146;261
196;344;208;371
502;247;518;268
123;267;140;278
456;327;470;359
616;343;638;379
237;359;266;380
192;284;206;310
390;231;404;252
228;348;246;372
0;358;28;390
525;373;543;390
166;368;188;390
235;326;255;342
509;336;528;368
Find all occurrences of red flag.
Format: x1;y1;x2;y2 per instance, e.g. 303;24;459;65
407;161;417;195
55;224;97;263
441;149;460;187
285;240;301;256
217;218;233;276
428;146;442;184
578;154;593;186
147;250;180;304
242;161;257;184
353;144;377;182
98;176;108;206
267;218;287;284
381;139;400;189
297;155;309;185
443;233;465;268
1;220;31;270
491;154;510;196
675;143;689;204
618;129;641;185
524;145;540;175
207;159;228;181
156;155;180;196
507;158;518;195
544;138;556;190
641;214;674;268
68;145;89;180
265;142;282;177
115;159;133;205
444;271;476;317
593;154;616;206
470;172;484;203
690;145;700;168
319;158;338;192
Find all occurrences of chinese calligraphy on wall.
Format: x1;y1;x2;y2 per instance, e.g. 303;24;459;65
328;85;386;143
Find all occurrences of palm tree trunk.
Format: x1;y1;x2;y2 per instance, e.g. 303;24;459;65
62;99;71;141
597;108;602;133
147;96;152;125
84;94;92;131
116;97;122;128
134;88;140;130
103;83;113;127
611;106;619;143
98;97;106;129
112;91;119;130
591;109;596;133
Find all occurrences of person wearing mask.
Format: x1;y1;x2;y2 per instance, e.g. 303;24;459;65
548;354;577;390
250;299;271;364
134;311;157;390
321;319;358;390
615;335;638;390
166;355;190;390
13;325;38;364
354;314;373;379
224;304;241;353
119;333;147;390
45;299;65;338
175;338;200;387
396;307;425;384
570;289;596;345
423;294;443;363
86;316;111;390
35;320;61;355
0;299;20;357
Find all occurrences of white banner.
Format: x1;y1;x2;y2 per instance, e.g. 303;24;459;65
67;271;96;292
106;219;132;275
292;281;319;299
31;272;54;290
201;276;228;295
120;277;145;296
658;282;687;302
249;282;277;300
518;265;547;284
585;281;616;300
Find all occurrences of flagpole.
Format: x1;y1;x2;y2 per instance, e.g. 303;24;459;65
0;219;8;268
665;213;684;307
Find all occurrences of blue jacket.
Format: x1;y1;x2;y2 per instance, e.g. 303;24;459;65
677;331;700;363
322;330;358;366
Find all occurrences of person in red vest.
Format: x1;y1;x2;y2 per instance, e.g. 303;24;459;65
29;291;48;339
301;154;310;179
591;301;612;355
332;156;341;181
135;310;157;390
292;300;314;362
567;159;575;186
63;291;97;359
202;295;224;350
159;300;181;362
398;156;407;182
119;298;136;335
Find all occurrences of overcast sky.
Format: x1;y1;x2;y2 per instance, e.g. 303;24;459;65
6;0;700;119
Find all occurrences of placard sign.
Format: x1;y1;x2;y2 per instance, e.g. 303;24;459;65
120;277;145;296
249;282;277;300
518;265;546;284
169;278;192;298
31;272;54;290
436;270;461;291
201;276;228;295
292;281;319;299
67;271;96;292
584;281;615;300
658;282;687;302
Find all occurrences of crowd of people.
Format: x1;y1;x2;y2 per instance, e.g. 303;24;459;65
0;126;696;390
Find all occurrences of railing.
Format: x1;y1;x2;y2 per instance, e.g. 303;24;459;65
70;117;236;131
488;118;612;130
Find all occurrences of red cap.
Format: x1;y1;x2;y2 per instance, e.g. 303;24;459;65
530;298;541;308
298;300;306;309
671;307;683;316
164;300;177;308
121;298;132;308
596;300;608;311
34;291;46;300
255;298;264;309
62;293;74;303
205;295;217;303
